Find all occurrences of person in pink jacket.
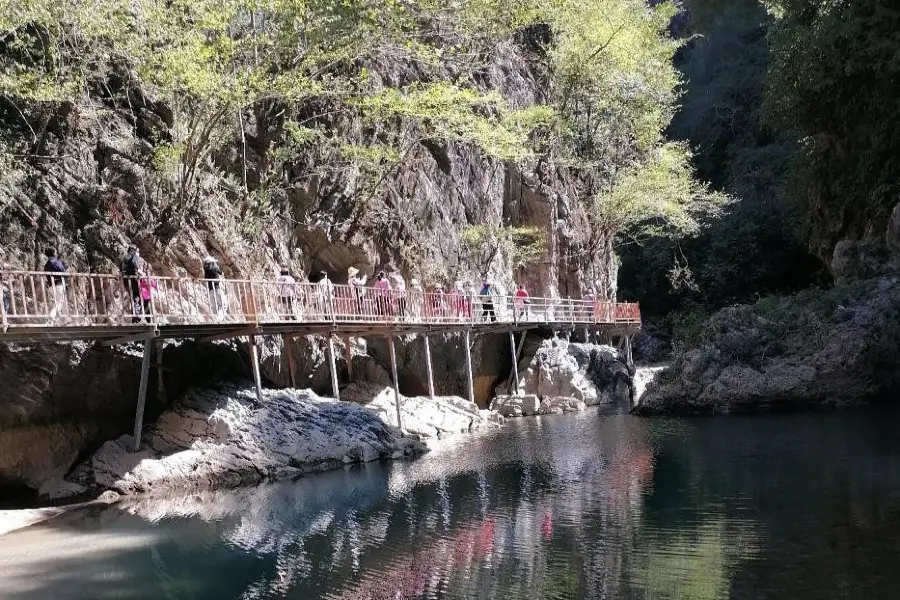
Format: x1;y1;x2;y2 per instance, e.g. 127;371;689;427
138;268;158;323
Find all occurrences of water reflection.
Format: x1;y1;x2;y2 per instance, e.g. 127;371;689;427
3;410;900;599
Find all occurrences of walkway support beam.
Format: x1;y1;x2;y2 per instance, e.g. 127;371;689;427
423;334;436;399
328;335;340;401
344;335;354;382
388;336;403;429
464;330;475;406
249;335;264;404
132;339;152;451
282;334;296;389
509;331;520;394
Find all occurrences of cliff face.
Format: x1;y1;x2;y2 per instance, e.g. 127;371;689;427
0;39;613;501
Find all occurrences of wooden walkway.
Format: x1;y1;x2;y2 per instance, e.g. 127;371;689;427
0;270;641;448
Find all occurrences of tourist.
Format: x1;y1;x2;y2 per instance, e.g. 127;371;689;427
202;255;226;317
1;263;10;318
348;266;367;314
276;267;297;320
43;248;69;323
465;281;477;318
479;280;496;322
447;282;461;318
409;278;424;319
514;283;530;320
431;283;447;320
316;270;334;316
120;245;144;323
373;270;392;317
138;266;157;323
390;271;407;318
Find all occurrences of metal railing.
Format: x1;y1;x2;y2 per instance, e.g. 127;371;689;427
0;270;641;331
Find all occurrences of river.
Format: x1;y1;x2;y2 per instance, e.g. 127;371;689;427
2;406;900;599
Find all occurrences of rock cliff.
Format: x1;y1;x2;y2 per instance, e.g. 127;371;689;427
635;276;900;415
491;338;633;417
0;36;614;502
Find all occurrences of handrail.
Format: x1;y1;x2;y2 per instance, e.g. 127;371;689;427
0;270;641;330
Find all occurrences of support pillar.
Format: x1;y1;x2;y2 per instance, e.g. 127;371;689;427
327;335;340;401
249;335;264;404
625;334;634;369
344;335;354;382
156;339;165;405
388;336;403;429
509;331;520;394
282;334;296;388
423;334;436;399
132;339;152;451
464;330;475;406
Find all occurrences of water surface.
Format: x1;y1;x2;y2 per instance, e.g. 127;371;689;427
3;407;900;599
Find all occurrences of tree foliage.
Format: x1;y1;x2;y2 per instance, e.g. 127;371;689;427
0;0;721;279
763;0;900;261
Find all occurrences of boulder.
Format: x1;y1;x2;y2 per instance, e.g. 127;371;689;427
537;396;586;415
489;394;541;417
68;384;426;496
495;338;633;413
343;382;503;439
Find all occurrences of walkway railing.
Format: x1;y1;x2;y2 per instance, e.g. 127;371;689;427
0;270;641;331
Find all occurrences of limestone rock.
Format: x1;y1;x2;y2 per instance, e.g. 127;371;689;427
635;276;900;415
343;382;503;439
494;338;633;419
490;394;541;417
537;396;586;415
70;384;426;496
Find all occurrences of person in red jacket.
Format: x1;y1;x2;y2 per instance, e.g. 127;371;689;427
514;283;530;320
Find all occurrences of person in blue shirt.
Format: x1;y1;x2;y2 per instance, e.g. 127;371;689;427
479;281;496;322
43;248;69;322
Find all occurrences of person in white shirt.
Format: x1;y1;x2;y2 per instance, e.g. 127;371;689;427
316;271;334;317
348;266;367;314
276;267;297;319
390;271;407;318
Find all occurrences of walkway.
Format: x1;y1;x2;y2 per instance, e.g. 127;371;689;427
0;270;641;448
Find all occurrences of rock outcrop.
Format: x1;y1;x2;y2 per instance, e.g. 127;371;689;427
342;382;503;439
493;338;633;417
67;384;426;496
635;277;900;415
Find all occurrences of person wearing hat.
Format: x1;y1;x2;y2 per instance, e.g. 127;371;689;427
202;255;226;317
348;266;367;314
